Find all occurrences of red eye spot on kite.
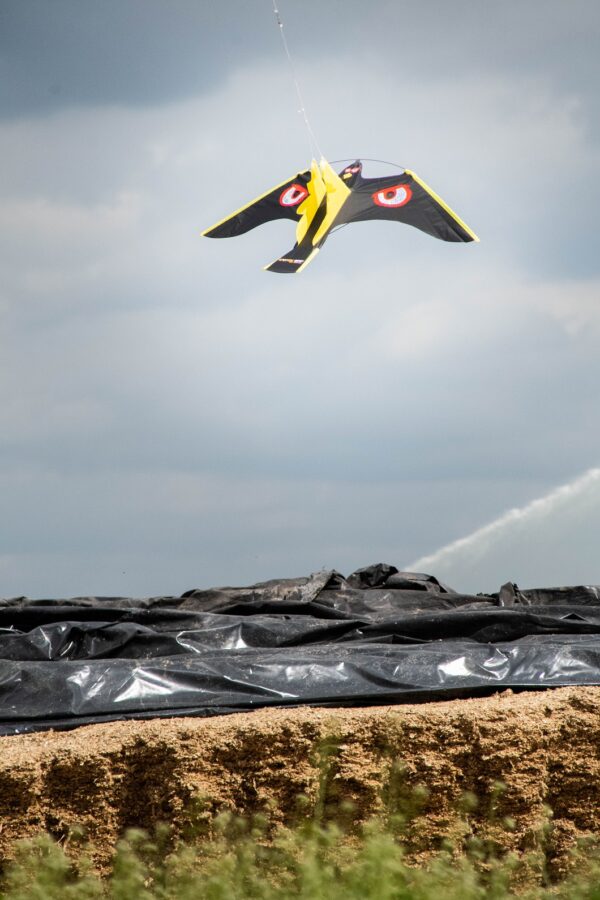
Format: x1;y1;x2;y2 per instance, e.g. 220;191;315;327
279;184;308;207
372;184;412;207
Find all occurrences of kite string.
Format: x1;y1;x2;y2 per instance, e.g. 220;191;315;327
271;0;323;160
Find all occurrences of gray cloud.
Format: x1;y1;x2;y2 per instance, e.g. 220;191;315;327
0;466;550;597
0;0;276;117
2;1;599;120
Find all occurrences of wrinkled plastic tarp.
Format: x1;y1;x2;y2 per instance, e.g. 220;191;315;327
2;564;600;734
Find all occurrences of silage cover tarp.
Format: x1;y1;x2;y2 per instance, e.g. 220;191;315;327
2;563;600;734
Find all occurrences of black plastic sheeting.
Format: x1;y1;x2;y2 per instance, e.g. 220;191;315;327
3;563;600;735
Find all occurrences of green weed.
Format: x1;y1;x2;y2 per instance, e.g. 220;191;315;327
1;806;600;899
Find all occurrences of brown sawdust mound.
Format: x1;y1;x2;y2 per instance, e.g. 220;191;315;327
1;686;599;879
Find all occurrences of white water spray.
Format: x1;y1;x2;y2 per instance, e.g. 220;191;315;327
409;467;600;580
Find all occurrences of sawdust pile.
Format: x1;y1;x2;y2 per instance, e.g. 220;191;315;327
1;687;599;878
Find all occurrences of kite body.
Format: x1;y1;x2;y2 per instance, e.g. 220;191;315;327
202;158;478;273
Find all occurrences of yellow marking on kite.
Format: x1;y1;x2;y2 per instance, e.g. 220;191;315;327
312;158;351;245
295;159;326;244
404;169;480;242
201;171;307;236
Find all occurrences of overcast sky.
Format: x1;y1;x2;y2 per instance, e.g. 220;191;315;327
1;0;600;597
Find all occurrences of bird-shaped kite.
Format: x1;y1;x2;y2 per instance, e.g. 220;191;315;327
202;157;479;274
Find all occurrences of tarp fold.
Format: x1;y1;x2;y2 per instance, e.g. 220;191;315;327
2;564;600;734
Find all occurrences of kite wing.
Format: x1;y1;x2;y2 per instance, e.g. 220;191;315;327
202;169;311;239
337;167;479;243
